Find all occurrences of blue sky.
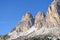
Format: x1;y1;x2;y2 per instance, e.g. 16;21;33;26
0;0;53;35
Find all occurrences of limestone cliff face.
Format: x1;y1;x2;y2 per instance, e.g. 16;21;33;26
16;12;34;32
7;0;60;40
34;11;46;29
46;0;60;28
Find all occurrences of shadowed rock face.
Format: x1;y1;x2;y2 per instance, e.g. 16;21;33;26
7;0;60;40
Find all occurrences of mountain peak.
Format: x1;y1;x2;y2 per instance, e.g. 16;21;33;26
35;11;44;20
36;11;43;16
21;12;33;21
6;0;60;40
34;11;45;28
24;12;32;17
46;0;60;27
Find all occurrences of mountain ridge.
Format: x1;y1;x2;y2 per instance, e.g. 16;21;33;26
2;0;60;40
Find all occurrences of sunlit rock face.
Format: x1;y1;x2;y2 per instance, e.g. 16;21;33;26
34;11;46;29
15;12;34;32
46;0;60;28
6;0;60;40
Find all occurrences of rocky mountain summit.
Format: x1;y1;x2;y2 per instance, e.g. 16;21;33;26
16;12;34;32
4;0;60;40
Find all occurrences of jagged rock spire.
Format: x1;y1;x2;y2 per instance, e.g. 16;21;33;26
24;12;32;18
35;11;44;20
7;0;60;40
16;12;34;32
46;0;60;27
35;11;44;22
34;11;45;28
22;12;33;21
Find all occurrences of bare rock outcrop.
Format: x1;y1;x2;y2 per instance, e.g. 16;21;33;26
15;12;34;32
34;11;46;29
6;0;60;40
46;0;60;28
